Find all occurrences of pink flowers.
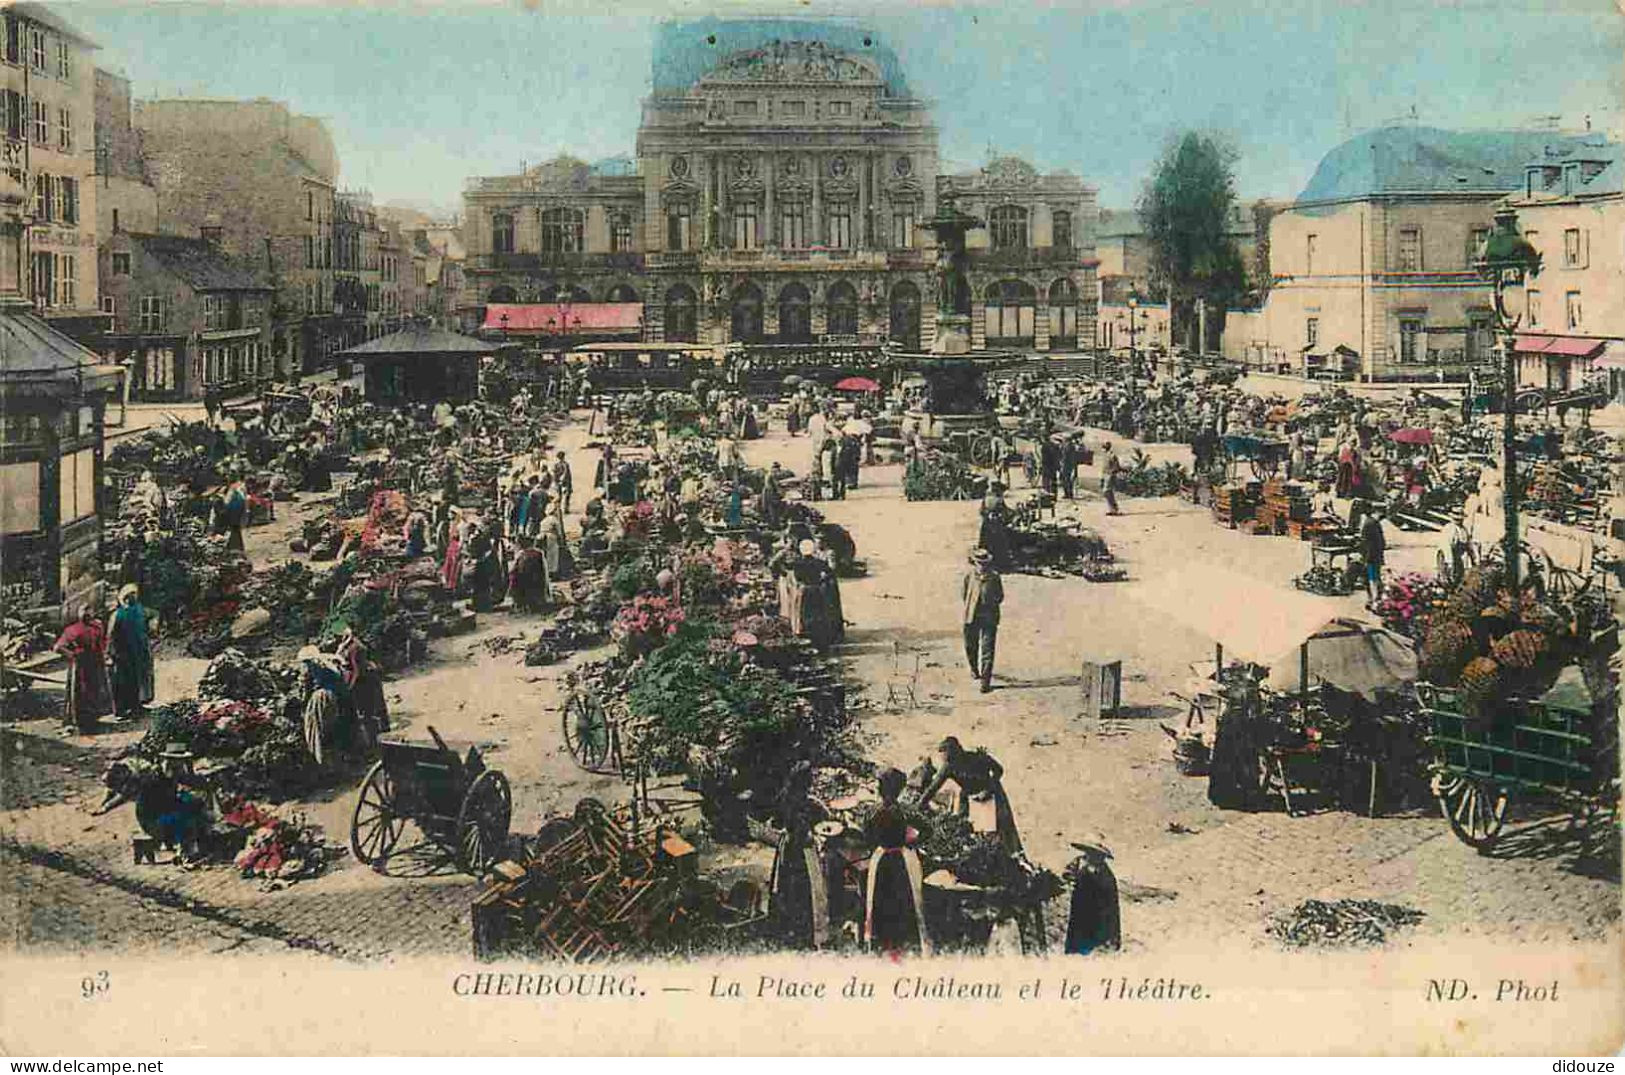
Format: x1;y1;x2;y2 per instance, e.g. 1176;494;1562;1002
612;594;687;650
1374;571;1438;638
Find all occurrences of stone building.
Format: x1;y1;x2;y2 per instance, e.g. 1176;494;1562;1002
97;225;273;400
335;189;381;346
3;3;103;342
92;67;156;240
1501;137;1625;397
1095;200;1275;307
130;97;339;377
461;19;1097;352
1221;126;1560;379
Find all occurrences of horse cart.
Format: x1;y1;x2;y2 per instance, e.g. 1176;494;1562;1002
350;726;513;875
1220;433;1290;481
1415;682;1618;852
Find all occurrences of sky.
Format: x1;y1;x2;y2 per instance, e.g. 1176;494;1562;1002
62;0;1625;215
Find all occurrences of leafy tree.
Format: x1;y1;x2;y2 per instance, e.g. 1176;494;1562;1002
1137;132;1247;352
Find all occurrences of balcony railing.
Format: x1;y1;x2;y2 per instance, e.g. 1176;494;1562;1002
969;246;1081;269
467;251;644;272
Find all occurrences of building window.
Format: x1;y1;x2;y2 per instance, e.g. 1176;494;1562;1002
55;38;68;79
990;205;1029;250
1465;314;1492;363
1468;226;1489;267
29;28;44;71
732;201;758;250
55;106;69;150
100;295;114;315
829;100;851;118
1051;210;1072;250
1398;317;1423;362
3;16;17;65
29;251;50;307
1306;233;1317;274
54;175;75;224
780;202;808;249
204;294;222;330
781;100;805;119
985;280;1037;342
666;202;691;251
488;211;514;254
1306;317;1319;349
892;204;915;249
53;253;74;307
2;90;21;140
304;235;314;268
732;99;757;116
1396;228;1422;271
610;212;634;253
139;295;164;332
1564;228;1584;268
825;281;858;337
110;250;130;277
1565;291;1582;331
1;459;42;535
825;204;852;249
306;191;314;221
541;207;583;253
1048;278;1079;346
1527;289;1541;327
29;98;46;144
32;173;49;221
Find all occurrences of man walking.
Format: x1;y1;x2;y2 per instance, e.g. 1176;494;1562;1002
1360;504;1387;606
552;450;573;514
960;549;1004;694
1101;441;1123;516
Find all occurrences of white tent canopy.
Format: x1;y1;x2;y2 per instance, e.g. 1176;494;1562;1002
1129;564;1350;666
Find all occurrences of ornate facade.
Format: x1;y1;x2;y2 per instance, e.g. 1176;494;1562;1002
461;22;1097;352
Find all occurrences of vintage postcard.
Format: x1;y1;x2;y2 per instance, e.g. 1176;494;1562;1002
0;0;1621;1057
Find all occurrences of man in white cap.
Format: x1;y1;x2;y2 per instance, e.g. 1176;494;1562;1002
960;548;1004;693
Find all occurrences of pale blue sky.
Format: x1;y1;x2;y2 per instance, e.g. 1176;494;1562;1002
63;0;1624;214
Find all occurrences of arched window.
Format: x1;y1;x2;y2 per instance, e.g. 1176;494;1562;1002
889;281;921;350
606;283;640;304
990;205;1028;250
538;283;591;304
1048;277;1079;349
778;283;811;343
664;284;697;342
825;281;858;338
487;285;518;304
984;279;1036;344
541;207;584;254
1051;210;1072;250
731;283;764;343
610;212;635;253
491;213;515;254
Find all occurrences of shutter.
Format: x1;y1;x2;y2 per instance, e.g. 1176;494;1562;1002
1583;227;1591;269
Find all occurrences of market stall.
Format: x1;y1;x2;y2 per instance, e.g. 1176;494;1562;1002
342;324;493;405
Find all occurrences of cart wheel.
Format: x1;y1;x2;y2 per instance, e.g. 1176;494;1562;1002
456;769;512;875
968;435;994;468
1431;771;1508;851
350;760;404;868
563;687;612;772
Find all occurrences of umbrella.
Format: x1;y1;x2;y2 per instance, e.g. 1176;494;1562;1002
834;376;881;393
783;375;804;386
1263;618;1417;700
1390;428;1434;446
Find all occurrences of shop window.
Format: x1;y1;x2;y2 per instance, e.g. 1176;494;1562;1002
58;448;94;524
1;460;41;534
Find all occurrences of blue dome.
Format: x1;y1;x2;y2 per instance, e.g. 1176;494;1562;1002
651;17;909;97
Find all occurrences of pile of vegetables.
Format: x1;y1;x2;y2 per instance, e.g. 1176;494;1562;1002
903;452;985;502
1114;449;1191;498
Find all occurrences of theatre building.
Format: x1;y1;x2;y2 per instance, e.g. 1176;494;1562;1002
461;19;1097;353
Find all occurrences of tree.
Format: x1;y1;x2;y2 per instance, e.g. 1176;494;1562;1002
1137;132;1247;353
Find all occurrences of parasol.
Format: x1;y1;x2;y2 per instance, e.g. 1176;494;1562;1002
1389;428;1434;446
1263;617;1418;700
834;375;881;393
783;374;804;386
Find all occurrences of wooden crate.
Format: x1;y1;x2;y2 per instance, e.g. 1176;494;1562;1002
1080;659;1122;719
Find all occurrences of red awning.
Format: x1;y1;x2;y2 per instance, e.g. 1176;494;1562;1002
482;303;643;334
1513;334;1606;358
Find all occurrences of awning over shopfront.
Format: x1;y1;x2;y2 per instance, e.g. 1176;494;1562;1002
481;303;643;336
1513;334;1606;358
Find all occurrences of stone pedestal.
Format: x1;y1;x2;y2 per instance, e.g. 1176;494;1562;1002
931;313;972;355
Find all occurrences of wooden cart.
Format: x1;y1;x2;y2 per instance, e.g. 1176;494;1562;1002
1415;682;1618;851
350;726;512;875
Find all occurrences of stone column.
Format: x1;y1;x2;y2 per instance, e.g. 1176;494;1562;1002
857;154;869;250
811;154;822;247
717;157;730;250
702;152;715;249
764;153;775;248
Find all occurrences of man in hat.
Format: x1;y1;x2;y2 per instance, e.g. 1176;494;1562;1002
1064;837;1121;954
1101;440;1123;516
1058;434;1080;500
1360;503;1387;606
552;450;574;515
960;549;1004;693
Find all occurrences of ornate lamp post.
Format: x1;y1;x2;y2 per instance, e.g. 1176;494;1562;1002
1473;206;1542;587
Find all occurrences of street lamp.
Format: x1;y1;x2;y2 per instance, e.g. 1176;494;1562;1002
1473;206;1542;587
498;312;510;342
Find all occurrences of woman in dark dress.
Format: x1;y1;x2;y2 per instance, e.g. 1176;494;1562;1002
771;763;831;950
1207;667;1266;810
863;768;931;956
917;736;1022;854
